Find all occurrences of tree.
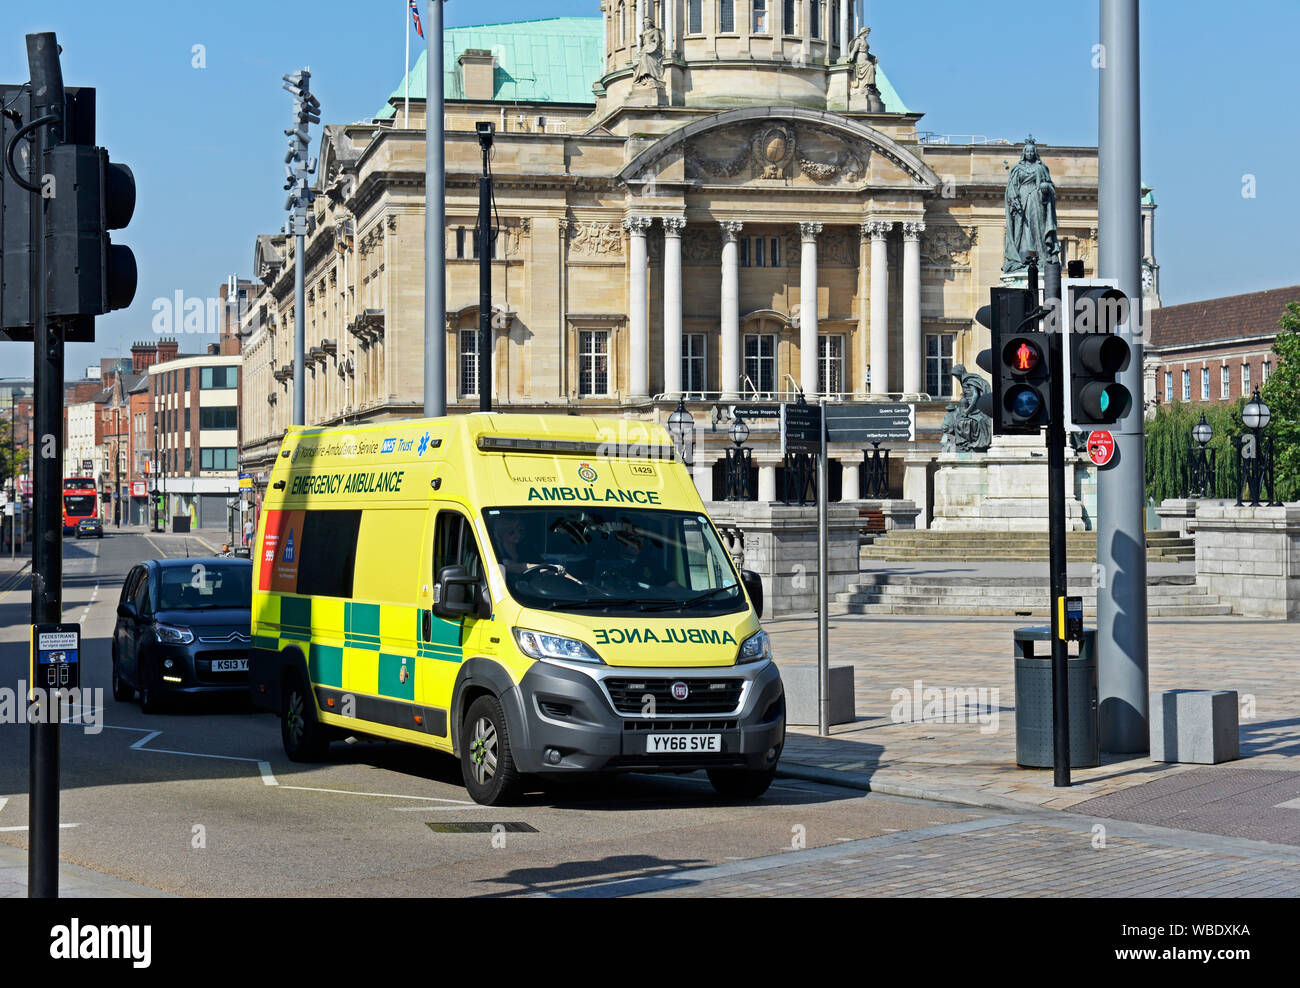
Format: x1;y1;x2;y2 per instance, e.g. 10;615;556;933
0;418;29;491
1144;400;1241;502
1260;301;1300;503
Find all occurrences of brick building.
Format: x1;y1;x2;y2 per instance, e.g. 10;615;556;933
1145;285;1296;411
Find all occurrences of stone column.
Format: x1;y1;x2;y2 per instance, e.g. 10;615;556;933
841;456;860;500
624;215;653;399
902;220;925;397
801;0;812;62
665;0;676;53
720;221;744;399
758;464;777;503
865;220;892;396
662;216;686;397
838;0;850;56
799;222;823;395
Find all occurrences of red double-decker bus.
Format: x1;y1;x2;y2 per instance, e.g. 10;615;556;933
62;477;98;533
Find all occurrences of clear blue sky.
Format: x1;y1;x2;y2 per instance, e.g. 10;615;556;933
2;0;1295;375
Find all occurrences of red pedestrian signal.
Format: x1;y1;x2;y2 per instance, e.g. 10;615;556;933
1015;341;1039;373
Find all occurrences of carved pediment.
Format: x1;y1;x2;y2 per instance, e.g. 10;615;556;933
624;106;939;192
685;119;869;186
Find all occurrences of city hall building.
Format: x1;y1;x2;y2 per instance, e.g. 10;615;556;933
239;6;1152;498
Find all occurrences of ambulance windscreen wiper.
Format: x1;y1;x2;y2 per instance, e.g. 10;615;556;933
641;585;738;612
544;596;666;611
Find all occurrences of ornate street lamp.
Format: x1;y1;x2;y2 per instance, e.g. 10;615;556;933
1188;411;1215;499
1236;387;1280;506
724;415;751;501
667;398;694;467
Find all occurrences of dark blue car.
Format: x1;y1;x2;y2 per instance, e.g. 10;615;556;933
112;558;254;712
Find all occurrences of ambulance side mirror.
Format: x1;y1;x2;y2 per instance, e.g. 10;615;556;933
742;570;764;619
434;565;478;619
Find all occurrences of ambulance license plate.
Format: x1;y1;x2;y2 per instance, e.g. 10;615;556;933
211;658;248;672
646;733;721;754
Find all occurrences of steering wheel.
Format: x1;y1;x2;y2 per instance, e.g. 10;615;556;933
515;564;570;597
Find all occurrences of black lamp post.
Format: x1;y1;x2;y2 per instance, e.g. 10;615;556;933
724;415;752;501
1237;387;1280;506
667;398;694;468
1188;411;1215;498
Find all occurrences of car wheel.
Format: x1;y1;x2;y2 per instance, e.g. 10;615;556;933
706;765;778;800
460;694;523;806
111;646;133;702
281;673;330;762
138;666;166;714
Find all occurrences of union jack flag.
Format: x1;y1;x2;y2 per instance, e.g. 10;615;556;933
410;0;424;38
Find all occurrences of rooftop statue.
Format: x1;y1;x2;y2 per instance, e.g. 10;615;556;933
1003;136;1059;274
633;23;664;87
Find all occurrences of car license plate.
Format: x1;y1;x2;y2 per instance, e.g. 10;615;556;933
211;658;248;672
646;733;721;754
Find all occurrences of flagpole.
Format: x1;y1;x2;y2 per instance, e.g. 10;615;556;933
404;0;411;127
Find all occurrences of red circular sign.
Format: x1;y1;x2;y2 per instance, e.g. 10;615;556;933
1087;430;1116;466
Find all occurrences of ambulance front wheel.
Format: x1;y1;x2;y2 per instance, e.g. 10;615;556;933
461;694;524;806
282;673;331;762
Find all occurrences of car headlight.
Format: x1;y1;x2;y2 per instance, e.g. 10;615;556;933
154;622;194;645
737;629;771;664
512;628;604;664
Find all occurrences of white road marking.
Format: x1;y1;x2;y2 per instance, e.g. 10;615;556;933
0;823;80;832
0;797;7;814
130;730;163;750
275;784;475;804
1275;797;1300;809
391;804;494;811
258;762;277;786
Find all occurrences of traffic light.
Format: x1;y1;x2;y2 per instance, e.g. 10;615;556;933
0;79;134;340
1063;280;1133;427
975;286;1052;434
45;143;137;318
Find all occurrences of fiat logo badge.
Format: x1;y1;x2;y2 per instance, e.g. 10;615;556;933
670;681;689;701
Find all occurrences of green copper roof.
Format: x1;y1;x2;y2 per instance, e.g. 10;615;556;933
376;16;909;117
1141;183;1156;206
376;17;606;116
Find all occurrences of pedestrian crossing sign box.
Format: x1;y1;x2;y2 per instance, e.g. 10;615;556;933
30;623;81;691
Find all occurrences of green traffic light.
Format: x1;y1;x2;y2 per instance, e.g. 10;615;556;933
1099;390;1109;414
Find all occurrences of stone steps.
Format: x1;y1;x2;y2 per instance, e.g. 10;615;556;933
860;529;1195;563
834;573;1232;617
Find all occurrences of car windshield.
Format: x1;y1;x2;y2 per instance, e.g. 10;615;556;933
483;507;745;616
156;564;252;611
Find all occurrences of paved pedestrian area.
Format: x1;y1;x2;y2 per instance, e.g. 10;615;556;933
769;615;1300;815
616;813;1300;898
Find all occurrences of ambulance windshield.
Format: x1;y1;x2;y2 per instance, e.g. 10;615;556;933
483;507;745;616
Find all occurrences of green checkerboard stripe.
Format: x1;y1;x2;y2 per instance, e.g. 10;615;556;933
309;642;344;689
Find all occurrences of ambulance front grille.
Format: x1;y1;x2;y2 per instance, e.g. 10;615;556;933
604;678;744;715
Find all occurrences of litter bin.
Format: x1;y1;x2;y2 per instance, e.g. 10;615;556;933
1014;626;1099;769
171;514;191;534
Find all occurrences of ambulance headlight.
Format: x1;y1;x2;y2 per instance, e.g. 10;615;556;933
513;628;604;665
736;630;771;664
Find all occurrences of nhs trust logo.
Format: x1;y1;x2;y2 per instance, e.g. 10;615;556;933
380;437;397;454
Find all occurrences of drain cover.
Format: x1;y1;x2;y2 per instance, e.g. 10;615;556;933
425;821;538;834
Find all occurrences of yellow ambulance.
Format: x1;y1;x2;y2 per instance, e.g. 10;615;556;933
248;414;785;805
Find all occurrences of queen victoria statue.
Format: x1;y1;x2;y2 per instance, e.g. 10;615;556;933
1002;136;1059;274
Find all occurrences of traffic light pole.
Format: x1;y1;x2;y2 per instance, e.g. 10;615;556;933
25;31;64;899
1097;0;1149;752
1045;260;1071;788
477;132;493;413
